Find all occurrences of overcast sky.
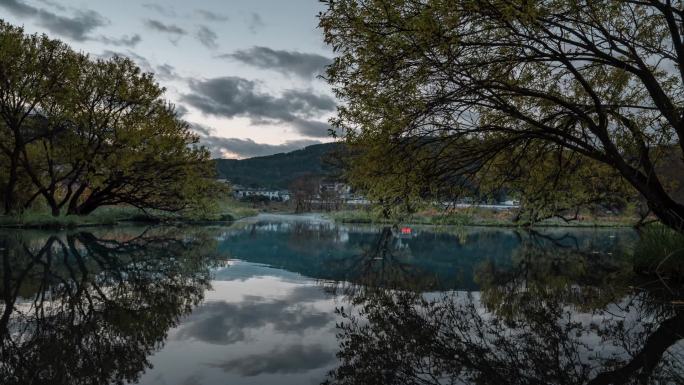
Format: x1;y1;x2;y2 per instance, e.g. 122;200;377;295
0;0;336;158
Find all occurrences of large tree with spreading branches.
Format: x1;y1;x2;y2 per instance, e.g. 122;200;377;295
0;21;220;216
320;0;684;231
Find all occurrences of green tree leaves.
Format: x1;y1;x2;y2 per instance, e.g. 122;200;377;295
320;0;684;230
0;21;220;216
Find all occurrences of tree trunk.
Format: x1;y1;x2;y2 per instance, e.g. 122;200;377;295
3;152;19;215
648;202;684;232
49;201;60;217
50;203;60;217
613;159;684;233
66;184;87;216
69;199;99;216
588;311;684;385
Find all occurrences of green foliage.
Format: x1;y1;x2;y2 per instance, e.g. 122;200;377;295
0;20;222;216
320;0;684;232
0;197;257;228
329;209;382;224
481;146;636;223
632;224;684;276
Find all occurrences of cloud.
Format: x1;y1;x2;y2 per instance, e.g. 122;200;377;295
287;118;333;138
190;123;215;137
195;9;228;22
175;292;334;344
0;0;108;41
175;104;189;117
144;19;186;43
192;131;322;159
218;46;331;79
99;49;154;73
98;34;141;47
142;3;176;18
181;76;335;138
155;63;181;80
192;122;323;160
209;344;335;376
247;12;264;33
99;50;184;83
195;25;218;49
35;0;66;12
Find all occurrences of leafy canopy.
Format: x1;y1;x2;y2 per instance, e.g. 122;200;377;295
320;0;684;229
0;21;221;216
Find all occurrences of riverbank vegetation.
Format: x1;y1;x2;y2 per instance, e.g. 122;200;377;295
0;22;223;223
329;205;641;228
632;224;684;277
0;197;257;229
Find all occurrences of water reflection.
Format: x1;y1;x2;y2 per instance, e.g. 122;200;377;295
176;285;334;345
0;228;217;385
218;220;636;291
0;219;681;385
324;231;683;385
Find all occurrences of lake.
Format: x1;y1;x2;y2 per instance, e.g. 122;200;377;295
0;214;682;384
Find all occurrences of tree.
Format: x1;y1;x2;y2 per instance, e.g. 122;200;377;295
0;21;221;216
320;0;684;231
289;175;321;213
0;21;77;214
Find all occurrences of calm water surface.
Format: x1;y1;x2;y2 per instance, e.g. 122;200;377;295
1;214;682;384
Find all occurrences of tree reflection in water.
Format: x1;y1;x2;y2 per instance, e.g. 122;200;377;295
325;228;684;385
0;228;217;385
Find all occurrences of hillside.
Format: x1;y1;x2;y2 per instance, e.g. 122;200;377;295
214;143;344;189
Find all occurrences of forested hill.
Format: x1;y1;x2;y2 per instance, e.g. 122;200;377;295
214;143;344;189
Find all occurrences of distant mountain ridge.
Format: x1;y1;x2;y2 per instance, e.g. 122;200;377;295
214;142;343;189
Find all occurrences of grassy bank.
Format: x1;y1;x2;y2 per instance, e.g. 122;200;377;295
0;198;258;229
328;207;638;228
631;224;684;278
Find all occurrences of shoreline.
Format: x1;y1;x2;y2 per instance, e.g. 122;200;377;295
0;210;640;230
331;218;637;229
324;210;640;229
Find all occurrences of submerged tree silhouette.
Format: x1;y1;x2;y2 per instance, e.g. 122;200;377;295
0;228;217;385
325;242;683;385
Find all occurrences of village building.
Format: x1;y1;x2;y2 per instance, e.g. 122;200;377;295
232;185;291;202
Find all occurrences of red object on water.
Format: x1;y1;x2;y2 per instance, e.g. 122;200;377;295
401;227;412;234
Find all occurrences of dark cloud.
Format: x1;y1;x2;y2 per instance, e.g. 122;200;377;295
218;46;331;79
175;104;189;117
0;0;108;41
195;25;218;49
99;49;124;59
280;89;336;116
247;12;264;33
98;34;141;47
35;0;66;12
197;135;322;159
190;123;215;137
142;3;176;18
209;344;335;376
288;118;334;138
99;50;183;83
175;293;334;344
155;63;181;80
99;49;153;73
181;76;335;138
179;374;204;385
144;19;186;38
195;9;228;22
40;10;106;41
